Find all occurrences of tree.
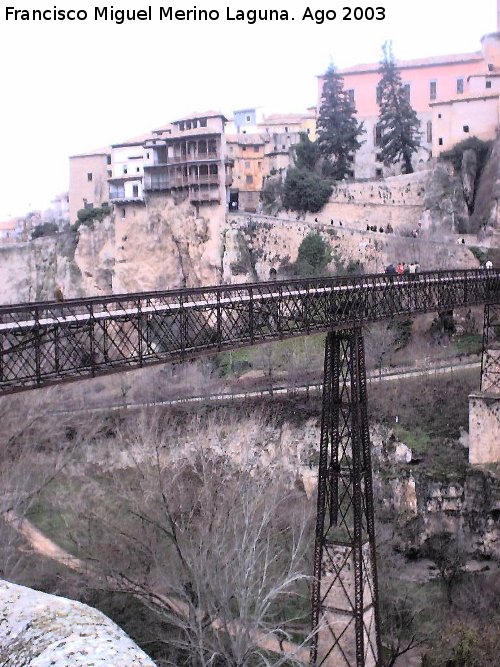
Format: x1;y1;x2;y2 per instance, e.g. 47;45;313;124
61;413;313;666
377;42;421;174
316;63;365;179
293;133;320;171
424;532;466;606
293;232;332;276
282;168;332;213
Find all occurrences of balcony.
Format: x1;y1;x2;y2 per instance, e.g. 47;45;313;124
168;152;220;164
109;188;125;200
143;171;221;193
190;189;220;203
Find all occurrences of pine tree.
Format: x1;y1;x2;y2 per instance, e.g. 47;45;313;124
377;42;421;174
317;63;365;179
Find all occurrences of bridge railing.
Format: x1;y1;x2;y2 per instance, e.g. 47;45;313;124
0;269;498;393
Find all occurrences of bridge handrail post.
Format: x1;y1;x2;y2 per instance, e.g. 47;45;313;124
34;306;41;387
137;299;143;367
248;287;254;344
89;303;96;377
217;290;222;350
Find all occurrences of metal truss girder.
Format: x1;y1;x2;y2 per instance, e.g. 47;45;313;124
481;303;500;393
0;269;499;394
310;329;381;667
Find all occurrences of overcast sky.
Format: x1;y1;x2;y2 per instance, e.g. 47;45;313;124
0;0;496;219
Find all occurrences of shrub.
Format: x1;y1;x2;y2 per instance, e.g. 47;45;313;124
282;168;332;213
31;222;59;240
72;204;110;232
292;232;332;276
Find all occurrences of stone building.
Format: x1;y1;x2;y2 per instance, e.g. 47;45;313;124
68;148;111;224
317;12;500;177
142;111;230;210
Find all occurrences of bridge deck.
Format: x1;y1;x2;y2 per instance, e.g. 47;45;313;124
0;269;498;394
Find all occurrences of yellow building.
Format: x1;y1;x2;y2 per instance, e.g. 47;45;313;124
226;135;266;212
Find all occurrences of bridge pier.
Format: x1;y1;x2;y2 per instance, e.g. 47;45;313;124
310;329;381;667
469;304;500;465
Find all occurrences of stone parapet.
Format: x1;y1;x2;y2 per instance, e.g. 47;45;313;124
0;579;156;666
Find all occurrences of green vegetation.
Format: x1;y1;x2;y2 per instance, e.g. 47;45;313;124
370;370;476;478
376;41;421;173
317;62;365;178
454;333;483;356
292;232;332;275
31;221;59;239
293;132;320;171
72;204;110;231
282;167;332;213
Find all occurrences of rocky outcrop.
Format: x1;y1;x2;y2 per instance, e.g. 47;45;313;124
0;579;155;666
471;137;500;234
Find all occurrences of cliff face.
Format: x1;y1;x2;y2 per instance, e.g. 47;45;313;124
2;155;498;306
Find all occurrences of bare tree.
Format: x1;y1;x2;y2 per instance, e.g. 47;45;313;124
424;532;466;606
58;413;313;666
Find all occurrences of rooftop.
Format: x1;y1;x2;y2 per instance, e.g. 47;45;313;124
171;110;228;124
329;51;484;76
69;146;111;159
111;132;154;148
430;90;500;106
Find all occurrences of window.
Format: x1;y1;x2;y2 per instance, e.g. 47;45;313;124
179;122;184;131
245;161;250;168
246;114;251;122
121;208;126;218
246;175;253;184
426;121;432;143
486;80;492;89
199;118;207;127
285;126;288;132
242;146;246;151
132;185;139;198
347;89;355;104
282;144;286;150
307;128;310;134
438;138;443;146
376;168;383;177
430;80;437;101
463;125;470;133
87;173;93;182
123;166;128;174
146;152;150;159
438;113;442;119
375;152;382;162
107;170;112;178
374;124;383;146
136;167;140;173
456;78;464;94
258;161;262;167
106;155;111;165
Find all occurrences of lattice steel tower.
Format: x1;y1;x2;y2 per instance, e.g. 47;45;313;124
310;329;381;667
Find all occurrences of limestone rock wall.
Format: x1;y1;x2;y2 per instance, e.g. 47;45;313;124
227;215;479;280
0;579;155;666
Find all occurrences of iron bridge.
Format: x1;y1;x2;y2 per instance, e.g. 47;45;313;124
0;269;498;395
1;268;500;667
